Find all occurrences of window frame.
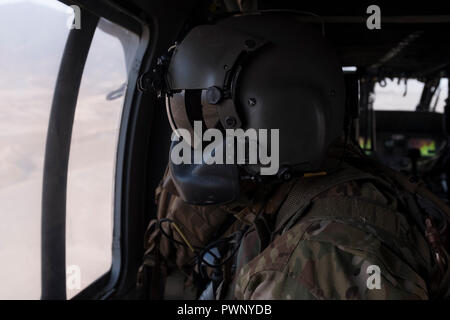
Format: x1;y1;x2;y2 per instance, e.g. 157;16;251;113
41;0;150;300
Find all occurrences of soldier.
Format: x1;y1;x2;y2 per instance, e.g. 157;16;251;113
137;12;450;300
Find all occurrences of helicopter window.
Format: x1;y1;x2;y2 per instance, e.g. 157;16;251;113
0;0;72;299
65;18;139;299
373;78;448;113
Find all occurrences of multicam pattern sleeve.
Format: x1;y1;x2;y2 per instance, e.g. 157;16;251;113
234;180;432;300
234;220;429;300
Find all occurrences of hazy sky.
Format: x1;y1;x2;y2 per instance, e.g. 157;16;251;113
0;0;69;11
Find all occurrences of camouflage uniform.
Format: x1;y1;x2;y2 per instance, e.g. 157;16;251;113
233;171;431;299
139;142;450;300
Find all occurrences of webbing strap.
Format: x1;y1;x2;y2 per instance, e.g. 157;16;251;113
275;164;381;234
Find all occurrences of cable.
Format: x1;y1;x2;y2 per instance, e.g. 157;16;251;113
171;221;195;253
198;229;247;269
159;218;201;250
158;218;247;273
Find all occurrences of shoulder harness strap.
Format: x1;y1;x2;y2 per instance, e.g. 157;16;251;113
275;163;385;234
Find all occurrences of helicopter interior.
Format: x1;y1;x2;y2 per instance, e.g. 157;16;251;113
3;0;449;300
